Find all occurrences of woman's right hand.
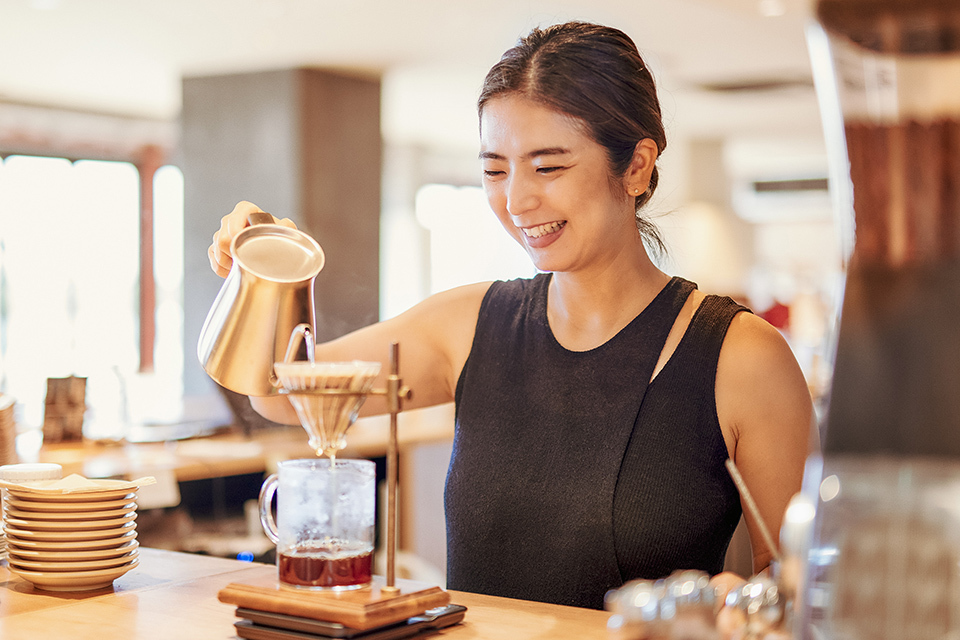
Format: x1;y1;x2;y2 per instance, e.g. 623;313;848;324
208;201;298;278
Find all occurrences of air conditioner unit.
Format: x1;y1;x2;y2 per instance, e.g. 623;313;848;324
732;176;833;223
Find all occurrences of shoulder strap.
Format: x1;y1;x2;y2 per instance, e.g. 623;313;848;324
680;294;751;381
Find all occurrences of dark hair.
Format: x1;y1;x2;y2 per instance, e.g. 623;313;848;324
479;21;667;255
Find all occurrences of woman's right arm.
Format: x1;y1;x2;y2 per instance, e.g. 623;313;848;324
208;201;489;425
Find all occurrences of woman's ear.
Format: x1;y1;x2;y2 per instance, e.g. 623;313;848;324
625;138;659;195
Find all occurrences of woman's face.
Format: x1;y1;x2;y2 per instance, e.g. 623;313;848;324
479;95;640;275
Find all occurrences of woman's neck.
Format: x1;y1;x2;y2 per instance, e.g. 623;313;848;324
546;249;670;351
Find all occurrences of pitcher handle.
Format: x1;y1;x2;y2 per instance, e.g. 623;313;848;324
258;473;280;545
247;211;276;226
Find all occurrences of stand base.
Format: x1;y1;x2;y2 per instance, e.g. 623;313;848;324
217;574;450;630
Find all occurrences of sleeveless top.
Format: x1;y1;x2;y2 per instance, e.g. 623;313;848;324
445;273;746;609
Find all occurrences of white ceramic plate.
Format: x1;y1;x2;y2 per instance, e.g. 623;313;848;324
4;496;137;512
8;556;140;591
4;521;136;541
6;538;139;561
3;504;136;521
6;487;138;503
3;529;137;550
7;549;138;572
3;511;137;531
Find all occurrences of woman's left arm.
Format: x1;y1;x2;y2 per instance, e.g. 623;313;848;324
715;311;820;574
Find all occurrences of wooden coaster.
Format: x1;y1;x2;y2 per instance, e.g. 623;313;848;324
217;574;450;631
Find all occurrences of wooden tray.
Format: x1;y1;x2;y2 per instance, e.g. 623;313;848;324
217;574;450;631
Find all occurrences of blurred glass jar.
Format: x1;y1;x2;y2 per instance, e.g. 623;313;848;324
810;0;960;457
796;457;960;640
801;2;960;638
604;570;719;640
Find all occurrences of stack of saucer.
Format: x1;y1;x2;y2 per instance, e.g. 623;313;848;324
1;474;151;591
0;462;63;561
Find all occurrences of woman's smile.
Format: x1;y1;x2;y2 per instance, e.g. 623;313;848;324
479;95;635;273
521;220;567;246
522;220;566;238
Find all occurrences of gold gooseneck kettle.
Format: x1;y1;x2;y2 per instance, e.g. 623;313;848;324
197;212;325;397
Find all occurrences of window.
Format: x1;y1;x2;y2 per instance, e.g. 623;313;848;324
0;155;183;441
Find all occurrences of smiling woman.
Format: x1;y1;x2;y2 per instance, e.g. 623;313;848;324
478;96;659;278
208;20;816;611
476;21;668;260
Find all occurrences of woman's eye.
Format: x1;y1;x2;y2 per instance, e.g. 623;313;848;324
483;169;505;178
537;166;563;174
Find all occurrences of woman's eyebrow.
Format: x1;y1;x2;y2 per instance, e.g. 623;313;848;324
479;147;572;160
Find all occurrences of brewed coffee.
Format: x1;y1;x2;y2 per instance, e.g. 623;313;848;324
278;542;373;590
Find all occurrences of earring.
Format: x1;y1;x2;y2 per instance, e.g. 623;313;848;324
632;188;641;196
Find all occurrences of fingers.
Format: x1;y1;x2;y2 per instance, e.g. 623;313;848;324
712;572;749;640
210;201;299;278
209;222;234;279
208;243;232;278
709;571;748;612
225;200;263;234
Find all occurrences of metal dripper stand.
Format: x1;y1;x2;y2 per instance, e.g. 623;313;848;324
265;323;454;632
278;341;410;595
217;335;455;633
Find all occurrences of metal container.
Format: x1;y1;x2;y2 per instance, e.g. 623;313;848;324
197;213;325;396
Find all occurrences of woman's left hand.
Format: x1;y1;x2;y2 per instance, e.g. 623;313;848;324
710;570;748;607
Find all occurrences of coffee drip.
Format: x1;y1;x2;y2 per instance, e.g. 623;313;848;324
274;360;381;460
273;323;381;460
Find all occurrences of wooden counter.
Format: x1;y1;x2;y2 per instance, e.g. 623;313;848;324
33;403;456;483
0;548;611;639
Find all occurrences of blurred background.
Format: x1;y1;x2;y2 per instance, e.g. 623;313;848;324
0;0;841;577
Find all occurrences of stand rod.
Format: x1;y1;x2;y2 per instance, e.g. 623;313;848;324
381;342;403;594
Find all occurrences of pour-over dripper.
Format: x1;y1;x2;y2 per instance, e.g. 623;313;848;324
274;361;382;458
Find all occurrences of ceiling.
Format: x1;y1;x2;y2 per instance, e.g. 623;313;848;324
0;0;827;164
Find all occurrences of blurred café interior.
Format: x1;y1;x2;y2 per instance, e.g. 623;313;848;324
0;0;839;582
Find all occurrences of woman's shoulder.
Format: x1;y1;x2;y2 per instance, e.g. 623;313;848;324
404;276;548;334
721;309;794;368
715;302;814;442
678;288;750;344
416;281;494;320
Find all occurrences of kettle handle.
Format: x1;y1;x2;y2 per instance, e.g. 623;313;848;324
247;211;276;226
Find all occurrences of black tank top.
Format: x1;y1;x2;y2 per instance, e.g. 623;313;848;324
445;273;745;609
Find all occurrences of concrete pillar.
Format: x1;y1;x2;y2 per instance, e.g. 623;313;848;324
179;68;381;406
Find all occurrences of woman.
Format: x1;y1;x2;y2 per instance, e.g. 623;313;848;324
209;22;815;610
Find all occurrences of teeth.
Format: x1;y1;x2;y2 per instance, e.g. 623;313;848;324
523;221;565;238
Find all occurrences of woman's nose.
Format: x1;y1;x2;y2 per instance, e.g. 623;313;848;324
505;173;538;216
